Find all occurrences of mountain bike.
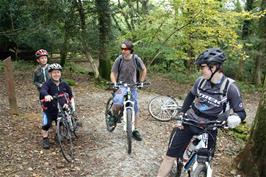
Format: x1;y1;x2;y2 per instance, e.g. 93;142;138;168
148;95;182;121
105;81;150;154
173;115;227;177
41;93;77;162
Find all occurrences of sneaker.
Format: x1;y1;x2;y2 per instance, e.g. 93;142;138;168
107;115;117;131
42;138;50;149
116;116;122;123
132;129;142;141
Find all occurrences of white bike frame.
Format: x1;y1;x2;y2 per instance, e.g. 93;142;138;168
122;84;135;132
190;133;213;177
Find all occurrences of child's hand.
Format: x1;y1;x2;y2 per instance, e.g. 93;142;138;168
63;104;69;109
44;95;53;102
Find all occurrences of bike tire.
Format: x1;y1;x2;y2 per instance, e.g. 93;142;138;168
105;97;116;132
57;117;74;162
126;108;132;154
70;115;78;138
191;163;207;177
148;95;179;122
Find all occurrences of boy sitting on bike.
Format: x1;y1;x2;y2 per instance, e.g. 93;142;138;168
110;40;147;141
157;48;246;177
40;63;76;149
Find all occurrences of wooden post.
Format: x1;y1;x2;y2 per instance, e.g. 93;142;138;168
3;57;18;115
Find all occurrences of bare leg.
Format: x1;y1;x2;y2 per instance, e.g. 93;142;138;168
157;155;176;177
42;130;48;138
112;104;122;117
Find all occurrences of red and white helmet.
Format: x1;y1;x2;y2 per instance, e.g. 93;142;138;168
35;49;48;59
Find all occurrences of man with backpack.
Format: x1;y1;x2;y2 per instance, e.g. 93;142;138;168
157;48;246;177
110;40;147;141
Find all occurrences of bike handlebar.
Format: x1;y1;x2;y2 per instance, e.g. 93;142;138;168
107;81;151;89
179;116;227;130
40;93;66;103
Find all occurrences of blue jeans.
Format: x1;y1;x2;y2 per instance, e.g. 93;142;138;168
113;86;139;114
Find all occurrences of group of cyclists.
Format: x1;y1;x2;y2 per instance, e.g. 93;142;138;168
33;40;246;177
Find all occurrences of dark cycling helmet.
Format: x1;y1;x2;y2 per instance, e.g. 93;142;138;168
195;48;226;65
35;49;48;59
48;63;62;72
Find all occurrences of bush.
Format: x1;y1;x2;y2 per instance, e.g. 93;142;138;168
64;79;77;86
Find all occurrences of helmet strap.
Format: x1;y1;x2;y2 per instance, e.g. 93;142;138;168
207;65;219;82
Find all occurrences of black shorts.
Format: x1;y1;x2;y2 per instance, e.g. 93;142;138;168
166;126;217;158
42;111;58;131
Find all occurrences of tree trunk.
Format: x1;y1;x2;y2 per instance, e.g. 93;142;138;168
95;0;111;80
253;0;265;85
74;0;99;78
239;0;253;81
254;57;262;85
60;20;70;67
236;76;266;177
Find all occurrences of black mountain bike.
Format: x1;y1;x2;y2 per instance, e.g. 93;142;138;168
41;93;77;162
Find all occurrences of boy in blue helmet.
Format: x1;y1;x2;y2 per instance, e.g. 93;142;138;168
157;48;246;176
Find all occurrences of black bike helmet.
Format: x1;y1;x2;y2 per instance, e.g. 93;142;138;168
195;48;226;65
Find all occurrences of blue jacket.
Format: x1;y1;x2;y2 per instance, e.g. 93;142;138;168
40;79;73;114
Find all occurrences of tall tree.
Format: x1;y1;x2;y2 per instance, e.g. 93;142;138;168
74;0;99;78
238;0;253;81
237;75;266;177
254;0;266;85
95;0;112;80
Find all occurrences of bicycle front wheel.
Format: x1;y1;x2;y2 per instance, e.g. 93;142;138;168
126;108;132;154
57;118;74;162
148;95;179;121
191;163;207;177
105;97;116;132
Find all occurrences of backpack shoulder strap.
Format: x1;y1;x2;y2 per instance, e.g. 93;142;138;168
133;54;141;68
116;55;123;82
197;77;206;96
220;77;235;97
220;77;235;112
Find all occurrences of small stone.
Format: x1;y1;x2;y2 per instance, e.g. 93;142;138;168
230;169;237;175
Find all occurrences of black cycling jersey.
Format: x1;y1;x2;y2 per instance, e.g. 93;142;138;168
182;75;246;121
40;79;73;114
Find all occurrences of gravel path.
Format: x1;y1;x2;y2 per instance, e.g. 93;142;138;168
0;71;258;177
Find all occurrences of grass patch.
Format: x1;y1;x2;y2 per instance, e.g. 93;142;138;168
64;62;88;75
229;123;250;142
64;79;77;86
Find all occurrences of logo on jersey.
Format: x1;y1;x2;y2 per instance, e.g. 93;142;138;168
198;92;227;107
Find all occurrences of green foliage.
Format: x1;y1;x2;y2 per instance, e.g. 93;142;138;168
0;61;3;72
230;123;250;142
13;60;35;71
64;62;88;75
63;79;77;86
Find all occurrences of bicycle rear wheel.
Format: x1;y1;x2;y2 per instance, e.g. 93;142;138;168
126;108;132;154
57;117;74;162
148;95;179;121
105;97;116;132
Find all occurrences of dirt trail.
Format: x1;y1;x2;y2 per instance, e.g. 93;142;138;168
0;71;258;177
